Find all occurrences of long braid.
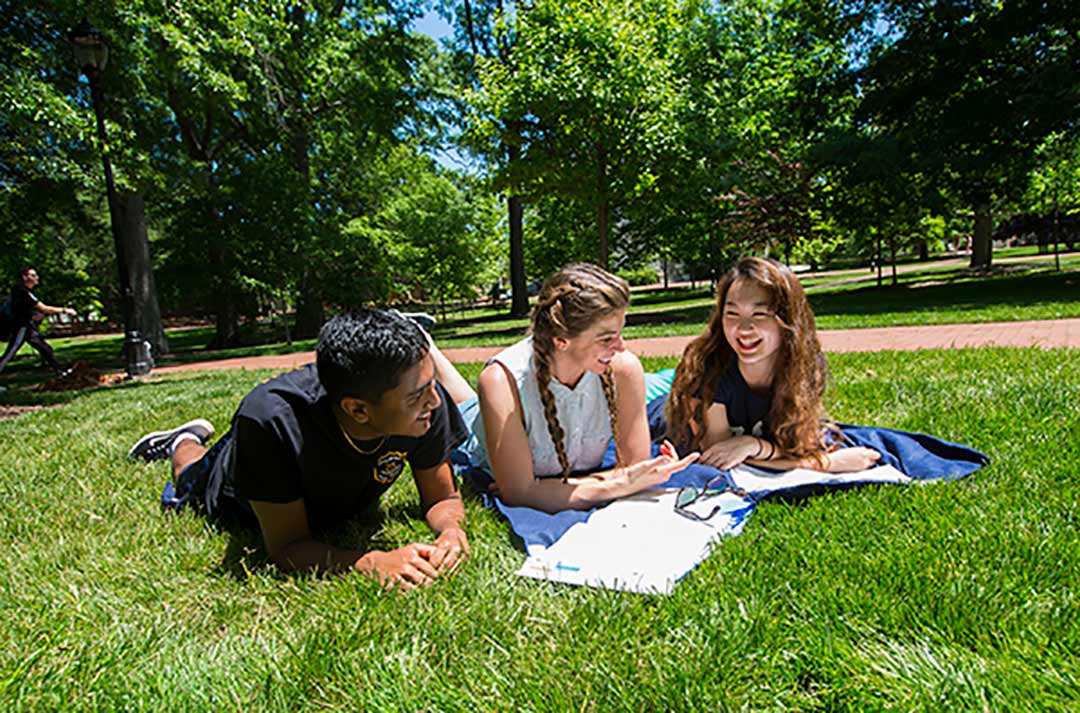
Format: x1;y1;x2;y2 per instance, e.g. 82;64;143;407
528;263;630;482
533;338;572;481
600;366;624;468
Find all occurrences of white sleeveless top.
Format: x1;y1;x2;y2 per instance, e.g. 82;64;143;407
468;337;613;477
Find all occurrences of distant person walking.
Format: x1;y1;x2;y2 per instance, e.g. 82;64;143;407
0;266;75;376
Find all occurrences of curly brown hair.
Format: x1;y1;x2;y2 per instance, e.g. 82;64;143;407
530;263;630;481
665;257;835;462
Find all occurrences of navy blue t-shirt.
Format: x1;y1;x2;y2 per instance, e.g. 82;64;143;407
646;361;772;442
207;364;468;529
713;362;771;438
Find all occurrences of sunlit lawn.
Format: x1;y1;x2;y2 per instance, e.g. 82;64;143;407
0;348;1076;709
1;254;1076;378
434;260;1080;347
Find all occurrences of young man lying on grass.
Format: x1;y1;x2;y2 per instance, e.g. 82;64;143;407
129;310;469;591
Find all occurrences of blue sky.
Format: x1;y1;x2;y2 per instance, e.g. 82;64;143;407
414;8;454;43
413;8;476;172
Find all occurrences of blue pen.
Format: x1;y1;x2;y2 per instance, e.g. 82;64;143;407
554;563;581;572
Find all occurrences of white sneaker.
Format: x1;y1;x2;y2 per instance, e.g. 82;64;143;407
127;418;214;462
389;309;436;331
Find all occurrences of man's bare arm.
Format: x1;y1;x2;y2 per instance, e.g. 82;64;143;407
249;498;439;589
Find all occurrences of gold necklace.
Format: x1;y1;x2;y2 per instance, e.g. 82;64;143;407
337;419;387;455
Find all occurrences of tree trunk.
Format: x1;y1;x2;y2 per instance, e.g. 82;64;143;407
288;111;324;338
1053;197;1061;271
207;225;239;349
198;170;241;349
890;238;898;286
211;277;240;348
598;199;609;270
970;201;993;269
295;272;324;338
597;153;609;269
509;191;528;318
916;237;929;261
876;232;883;288
115;192;168;355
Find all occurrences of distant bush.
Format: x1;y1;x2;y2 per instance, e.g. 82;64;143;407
617;266;660;286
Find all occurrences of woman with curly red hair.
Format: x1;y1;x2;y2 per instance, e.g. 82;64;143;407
662;257;880;472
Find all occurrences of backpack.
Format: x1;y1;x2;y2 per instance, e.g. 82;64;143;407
0;297;11;341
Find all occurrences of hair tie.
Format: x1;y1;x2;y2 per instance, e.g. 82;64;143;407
538;285;575;311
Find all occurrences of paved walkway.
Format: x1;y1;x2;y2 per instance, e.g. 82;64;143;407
151;317;1080;375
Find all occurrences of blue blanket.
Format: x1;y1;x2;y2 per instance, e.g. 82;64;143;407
462;388;987;552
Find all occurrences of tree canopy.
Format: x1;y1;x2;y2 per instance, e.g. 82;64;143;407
2;0;1076;342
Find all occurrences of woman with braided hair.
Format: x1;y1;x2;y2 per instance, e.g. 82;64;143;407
428;263;697;513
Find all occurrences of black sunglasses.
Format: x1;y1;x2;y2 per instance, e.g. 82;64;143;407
674;473;755;522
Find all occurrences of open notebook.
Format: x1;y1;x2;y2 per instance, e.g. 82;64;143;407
516;463;909;594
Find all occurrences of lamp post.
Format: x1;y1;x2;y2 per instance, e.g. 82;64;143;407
69;18;150;376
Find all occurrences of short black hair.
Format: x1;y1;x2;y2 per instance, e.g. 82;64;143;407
20;266;36;278
316;309;429;404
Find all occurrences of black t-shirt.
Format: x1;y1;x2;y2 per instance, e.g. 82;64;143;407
218;364;468;529
713;362;771;438
9;283;38;325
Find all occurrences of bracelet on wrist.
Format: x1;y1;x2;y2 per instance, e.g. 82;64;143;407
752;437;765;459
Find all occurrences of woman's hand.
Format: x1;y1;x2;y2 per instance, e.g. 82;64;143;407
619;442;699;491
699;435;761;471
824;447;881;472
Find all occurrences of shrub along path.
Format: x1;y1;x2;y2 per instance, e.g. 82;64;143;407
150;317;1080;376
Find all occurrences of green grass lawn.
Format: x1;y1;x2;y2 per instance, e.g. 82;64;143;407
432;262;1080;347
0;347;1077;709
1;255;1076;378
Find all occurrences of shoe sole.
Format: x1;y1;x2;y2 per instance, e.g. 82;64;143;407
127;418;215;462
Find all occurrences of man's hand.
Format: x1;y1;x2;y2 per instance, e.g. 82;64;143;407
430;526;470;575
356;543;440;591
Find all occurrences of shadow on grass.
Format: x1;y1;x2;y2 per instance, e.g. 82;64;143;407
47;323;311;373
809;267;1080;319
626;286;714;307
0;366;163;408
433;323;529;342
212;500;442;582
24;262;1077;371
0;369;256;418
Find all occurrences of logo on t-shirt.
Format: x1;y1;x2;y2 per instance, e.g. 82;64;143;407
374;451;407;484
730;421;765;438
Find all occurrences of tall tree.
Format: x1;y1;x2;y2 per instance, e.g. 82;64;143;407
2;4;169;352
639;0;861;278
442;0;531;315
248;2;434;336
472;0;684;268
857;0;1080;269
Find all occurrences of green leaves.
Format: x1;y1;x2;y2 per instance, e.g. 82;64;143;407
854;0;1080;264
470;0;686;264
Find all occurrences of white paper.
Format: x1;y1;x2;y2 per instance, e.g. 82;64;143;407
515;463;910;594
729;463;910;494
516;489;751;594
